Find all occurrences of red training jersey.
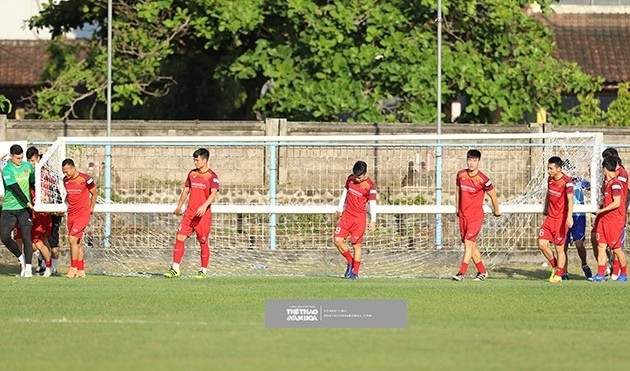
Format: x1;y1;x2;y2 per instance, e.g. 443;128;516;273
184;168;219;213
456;169;494;219
600;177;625;225
617;165;628;221
63;172;96;216
341;175;377;219
546;174;574;219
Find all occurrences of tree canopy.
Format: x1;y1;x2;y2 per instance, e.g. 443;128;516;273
27;0;604;124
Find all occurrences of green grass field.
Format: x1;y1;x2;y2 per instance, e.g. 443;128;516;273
0;271;628;371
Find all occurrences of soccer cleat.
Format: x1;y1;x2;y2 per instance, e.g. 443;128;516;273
615;275;628;282
66;268;78;278
549;274;562;283
348;272;358;280
35;265;46;276
549;267;557;280
452;272;464;281
582;265;592;280
343;263;353;278
51;268;59;276
473;272;487;281
561;273;570;281
592;274;606;282
194;270;207;279
42;268;52;277
22;270;32;278
163;267;180;278
611;273;619;281
77;270;86;278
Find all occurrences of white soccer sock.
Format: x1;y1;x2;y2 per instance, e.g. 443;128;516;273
201;268;208;274
25;263;32;272
18;254;25;267
172;263;180;271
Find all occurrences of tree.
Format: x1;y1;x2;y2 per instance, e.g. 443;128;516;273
27;0;600;123
605;82;630;127
0;94;11;114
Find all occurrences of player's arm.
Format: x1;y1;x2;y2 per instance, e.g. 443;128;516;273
89;185;98;214
6;183;33;209
368;199;377;233
195;188;218;217
566;191;574;228
596;195;620;215
455;185;460;217
335;188;348;218
174;186;190;215
487;188;501;217
542;192;549;216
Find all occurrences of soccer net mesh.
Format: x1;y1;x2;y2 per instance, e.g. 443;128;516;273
34;133;602;278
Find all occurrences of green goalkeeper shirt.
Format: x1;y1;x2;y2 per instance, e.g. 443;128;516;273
2;160;34;210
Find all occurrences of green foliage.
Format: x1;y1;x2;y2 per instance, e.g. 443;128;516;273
605;82;630;126
563;93;605;126
0;94;11;114
26;0;604;124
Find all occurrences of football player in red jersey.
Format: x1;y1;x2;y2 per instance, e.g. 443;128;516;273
333;161;377;280
62;158;97;278
452;149;500;282
538;156;574;283
164;148;219;278
592;157;628;282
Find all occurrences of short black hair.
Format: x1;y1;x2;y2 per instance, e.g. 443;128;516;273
10;144;23;155
603;157;618;172
193;148;209;160
26;146;40;160
62;158;75;167
352;161;367;177
602;147;622;166
548;156;563;168
467;149;481;159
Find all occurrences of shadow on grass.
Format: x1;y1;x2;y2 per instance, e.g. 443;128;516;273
492;266;555;280
0;263;20;276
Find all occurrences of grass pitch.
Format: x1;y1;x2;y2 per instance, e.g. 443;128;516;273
0;270;628;371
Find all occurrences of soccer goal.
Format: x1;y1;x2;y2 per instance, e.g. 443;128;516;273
35;132;603;277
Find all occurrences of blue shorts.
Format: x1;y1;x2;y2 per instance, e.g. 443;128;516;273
566;215;586;244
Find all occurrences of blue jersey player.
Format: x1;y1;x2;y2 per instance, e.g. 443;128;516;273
563;167;592;280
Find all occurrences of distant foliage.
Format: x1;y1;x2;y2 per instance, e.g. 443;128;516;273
0;94;12;114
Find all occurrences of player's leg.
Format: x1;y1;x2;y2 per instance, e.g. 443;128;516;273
550;221;568;283
193;213;212;279
612;247;627;281
552;243;566;283
610;228;624;280
49;214;61;275
67;214;90;278
593;232;609;282
346;221;366;280
470;241;488;281
165;214;193;277
0;211;24;274
16;209;34;277
334;218;354;278
538;221;558;276
574;240;591;279
563;241;570;280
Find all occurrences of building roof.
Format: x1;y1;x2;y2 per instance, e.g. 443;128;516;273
0;39;48;87
536;12;630;84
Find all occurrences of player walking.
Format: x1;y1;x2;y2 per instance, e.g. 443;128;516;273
62;158;97;278
593;157;628;282
452;149;501;281
538;156;574;283
0;144;35;277
334;161;377;280
164;148;219;278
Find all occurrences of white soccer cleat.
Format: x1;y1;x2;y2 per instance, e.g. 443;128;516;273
43;268;52;277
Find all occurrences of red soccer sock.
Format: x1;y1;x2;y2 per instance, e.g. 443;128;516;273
475;261;486;274
77;260;85;271
71;259;78;269
341;250;353;264
549;258;557;268
45;260;52;268
555;267;564;277
200;243;210;269
622;265;628;276
613;260;621;276
173;239;186;264
352;261;361;275
598;265;607;276
459;262;469;275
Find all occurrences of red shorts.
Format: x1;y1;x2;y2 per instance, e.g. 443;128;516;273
459;216;483;243
539;217;568;245
596;221;625;249
177;211;212;244
334;215;367;245
32;212;52;243
67;213;91;239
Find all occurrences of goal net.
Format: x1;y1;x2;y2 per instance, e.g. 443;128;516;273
34;132;603;277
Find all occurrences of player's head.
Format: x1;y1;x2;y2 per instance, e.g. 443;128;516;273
193;148;209;170
26;146;41;166
9;144;24;166
352;161;368;178
547;156;563;178
62;158;77;178
466;149;481;171
602;156;618;173
602;147;622;166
